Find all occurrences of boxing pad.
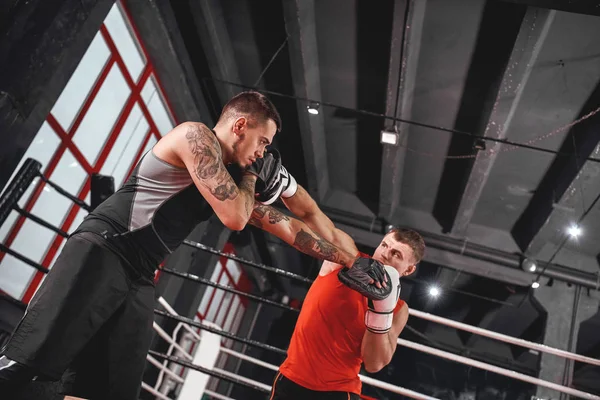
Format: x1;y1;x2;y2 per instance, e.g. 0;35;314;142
338;256;392;301
365;265;401;334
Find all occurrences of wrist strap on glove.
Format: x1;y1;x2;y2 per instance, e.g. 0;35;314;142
365;307;394;334
280;166;297;198
256;165;298;205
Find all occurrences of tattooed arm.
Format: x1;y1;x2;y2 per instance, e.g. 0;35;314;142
249;205;357;268
176;122;256;231
281;185;359;255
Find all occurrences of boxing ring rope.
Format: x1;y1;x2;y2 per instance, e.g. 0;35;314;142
161;258;600;367
408;308;600;367
180;242;600;366
396;338;600;400
153;305;600;400
149;297;441;400
2;160;600;398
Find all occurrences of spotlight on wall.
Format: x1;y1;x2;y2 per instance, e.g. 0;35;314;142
380;129;399;146
307;102;320;115
429;286;441;298
531;281;540;289
567;224;582;239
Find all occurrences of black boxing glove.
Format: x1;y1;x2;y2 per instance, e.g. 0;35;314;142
255;165;298;205
245;149;282;191
338;255;392;301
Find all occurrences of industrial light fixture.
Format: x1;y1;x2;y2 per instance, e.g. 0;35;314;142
307;102;320;115
385;224;397;233
567;224;582;238
380;128;399;146
522;258;537;273
531;281;540;289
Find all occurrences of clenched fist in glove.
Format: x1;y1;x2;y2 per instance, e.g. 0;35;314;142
249;149;298;205
365;265;401;334
245;149;282;190
338;255;392;300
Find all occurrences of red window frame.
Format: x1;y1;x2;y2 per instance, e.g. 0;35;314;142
0;1;178;303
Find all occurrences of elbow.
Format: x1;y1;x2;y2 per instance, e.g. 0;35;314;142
364;360;386;374
363;352;393;374
221;214;247;231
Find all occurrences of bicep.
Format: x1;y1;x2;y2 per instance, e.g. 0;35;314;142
178;123;240;201
175;123;252;227
390;303;410;341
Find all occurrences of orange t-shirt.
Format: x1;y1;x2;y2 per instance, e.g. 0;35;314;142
279;269;405;394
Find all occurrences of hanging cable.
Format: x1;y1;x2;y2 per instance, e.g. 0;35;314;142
201;77;600;163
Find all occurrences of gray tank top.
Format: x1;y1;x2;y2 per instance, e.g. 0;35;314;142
76;151;216;277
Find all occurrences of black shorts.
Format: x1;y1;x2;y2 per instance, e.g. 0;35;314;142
1;232;155;400
270;372;362;400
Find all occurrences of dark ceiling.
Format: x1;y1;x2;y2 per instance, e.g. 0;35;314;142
166;0;600;397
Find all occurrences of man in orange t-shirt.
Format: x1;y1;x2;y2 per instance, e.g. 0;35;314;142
250;186;425;399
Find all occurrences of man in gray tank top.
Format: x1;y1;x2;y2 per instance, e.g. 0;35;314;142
0;91;388;400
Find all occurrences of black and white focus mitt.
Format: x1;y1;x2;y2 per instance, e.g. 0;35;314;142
338;255;392;301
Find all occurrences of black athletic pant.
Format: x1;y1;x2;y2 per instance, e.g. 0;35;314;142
0;232;155;400
270;372;362;400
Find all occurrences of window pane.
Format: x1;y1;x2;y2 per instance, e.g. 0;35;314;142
72;64;130;165
144;78;174;135
52;32;111;131
100;103;146;183
104;3;145;82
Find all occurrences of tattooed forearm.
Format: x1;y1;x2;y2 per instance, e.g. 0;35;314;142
293;228;341;264
239;175;256;218
250;205;290;229
185;123;239;201
266;208;290;224
250;205;267;226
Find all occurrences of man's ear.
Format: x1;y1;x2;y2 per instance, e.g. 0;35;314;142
403;265;417;277
233;117;247;135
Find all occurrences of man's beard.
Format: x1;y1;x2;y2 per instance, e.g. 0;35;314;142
232;134;246;166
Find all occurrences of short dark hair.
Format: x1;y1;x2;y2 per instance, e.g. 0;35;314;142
387;228;425;264
218;91;282;131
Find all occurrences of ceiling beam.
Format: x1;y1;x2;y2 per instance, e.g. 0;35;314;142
189;0;241;105
125;0;212;123
378;0;427;222
307;204;600;289
451;8;555;236
512;81;600;257
282;0;329;202
499;0;600;17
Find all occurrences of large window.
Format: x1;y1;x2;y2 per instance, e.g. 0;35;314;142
0;1;176;302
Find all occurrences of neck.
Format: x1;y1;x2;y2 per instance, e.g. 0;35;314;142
212;126;234;164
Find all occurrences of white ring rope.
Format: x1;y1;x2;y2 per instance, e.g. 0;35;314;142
397;338;600;400
151;300;440;400
409;308;600;367
148;295;600;400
